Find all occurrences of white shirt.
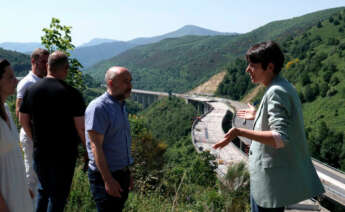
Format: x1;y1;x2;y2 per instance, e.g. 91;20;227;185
16;71;42;195
17;71;42;99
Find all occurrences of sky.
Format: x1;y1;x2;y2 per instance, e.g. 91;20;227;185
1;0;344;46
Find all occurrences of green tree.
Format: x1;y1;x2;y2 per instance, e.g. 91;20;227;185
329;16;334;23
322;70;333;83
308;121;328;157
320;131;343;167
320;82;329;97
330;76;340;86
303;84;319;102
41;17;84;90
317;21;322;28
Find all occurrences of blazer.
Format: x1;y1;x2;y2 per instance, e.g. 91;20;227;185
249;75;324;208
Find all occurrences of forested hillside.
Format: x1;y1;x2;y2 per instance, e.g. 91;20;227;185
71;25;233;69
85;7;343;93
0;48;30;76
217;8;345;170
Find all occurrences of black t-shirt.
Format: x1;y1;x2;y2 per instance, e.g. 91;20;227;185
20;78;86;161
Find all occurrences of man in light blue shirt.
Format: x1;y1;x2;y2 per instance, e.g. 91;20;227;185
85;66;133;212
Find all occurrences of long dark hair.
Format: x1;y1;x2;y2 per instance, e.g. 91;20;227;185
0;59;11;121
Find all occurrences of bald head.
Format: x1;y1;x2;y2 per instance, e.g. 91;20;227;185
47;51;69;79
104;66;128;83
105;66;132;101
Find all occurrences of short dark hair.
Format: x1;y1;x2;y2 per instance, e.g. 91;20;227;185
0;59;11;121
31;48;49;62
48;51;69;73
246;41;285;74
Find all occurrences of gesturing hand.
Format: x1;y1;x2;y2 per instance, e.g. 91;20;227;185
236;103;256;120
105;178;123;198
213;137;231;149
213;128;238;149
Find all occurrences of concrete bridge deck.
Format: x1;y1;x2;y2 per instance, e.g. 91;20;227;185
192;100;247;177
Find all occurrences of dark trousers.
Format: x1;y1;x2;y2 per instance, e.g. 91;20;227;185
251;195;285;212
88;168;130;212
34;157;76;212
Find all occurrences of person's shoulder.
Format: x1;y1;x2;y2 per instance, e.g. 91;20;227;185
267;76;299;104
268;76;295;94
86;93;107;109
17;72;36;90
85;94;109;116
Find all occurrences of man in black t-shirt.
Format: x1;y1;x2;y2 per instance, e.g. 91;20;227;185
20;51;86;212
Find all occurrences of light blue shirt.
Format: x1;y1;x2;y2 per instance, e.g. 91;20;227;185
85;92;133;172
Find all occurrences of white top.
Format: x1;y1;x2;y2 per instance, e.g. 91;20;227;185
17;71;41;191
17;71;42;99
0;104;33;212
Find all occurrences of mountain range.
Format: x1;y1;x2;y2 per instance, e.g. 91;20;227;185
127;24;235;45
79;38;118;47
72;25;236;68
0;25;236;68
0;42;43;54
85;7;344;93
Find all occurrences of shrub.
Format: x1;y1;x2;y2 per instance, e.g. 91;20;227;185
320;83;329;97
330;76;340;86
327;38;340;45
322;71;333;83
317;21;322;28
327;88;338;97
65;165;96;212
329;16;334;23
303;84;319;102
300;72;311;86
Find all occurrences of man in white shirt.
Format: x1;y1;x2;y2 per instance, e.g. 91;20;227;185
16;48;49;203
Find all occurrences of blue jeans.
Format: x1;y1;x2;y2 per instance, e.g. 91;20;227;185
34;157;76;212
251;195;285;212
88;168;130;212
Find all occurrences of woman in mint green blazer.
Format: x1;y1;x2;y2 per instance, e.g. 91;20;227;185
214;41;324;212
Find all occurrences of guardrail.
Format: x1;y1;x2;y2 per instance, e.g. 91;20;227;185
312;158;345;176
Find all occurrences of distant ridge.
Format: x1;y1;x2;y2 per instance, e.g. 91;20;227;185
71;41;136;69
79;38;117;47
72;25;236;68
0;42;42;54
128;25;237;45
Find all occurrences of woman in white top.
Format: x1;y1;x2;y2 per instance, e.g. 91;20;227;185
0;59;33;212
